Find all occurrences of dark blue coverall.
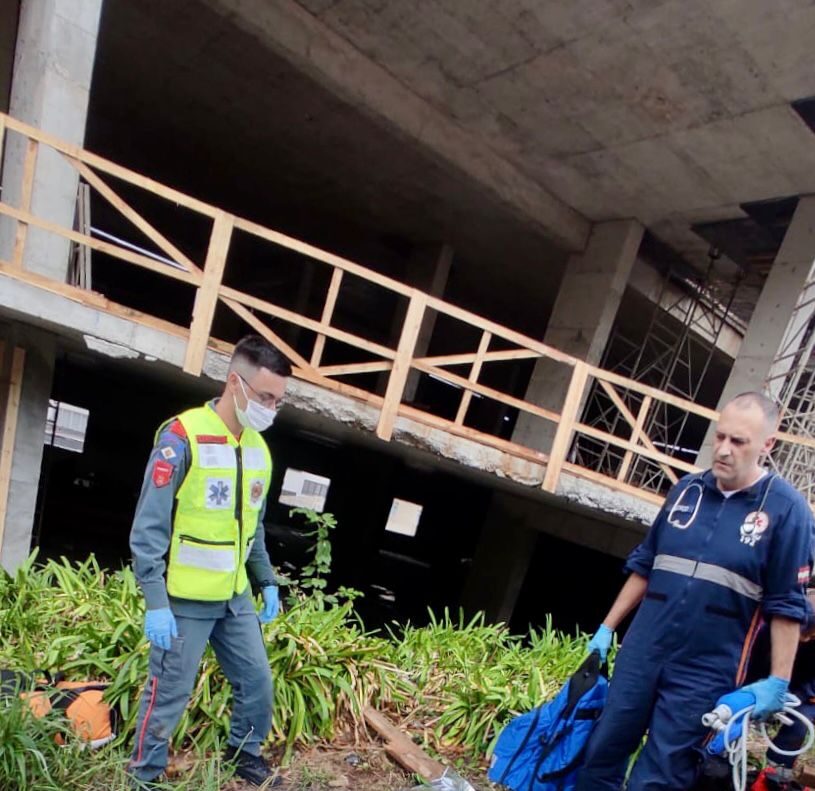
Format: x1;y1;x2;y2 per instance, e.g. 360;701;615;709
575;471;813;791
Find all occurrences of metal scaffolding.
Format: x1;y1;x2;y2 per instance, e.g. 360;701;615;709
573;255;741;494
766;265;815;501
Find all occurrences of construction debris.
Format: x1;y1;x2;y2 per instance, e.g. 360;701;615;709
363;707;476;791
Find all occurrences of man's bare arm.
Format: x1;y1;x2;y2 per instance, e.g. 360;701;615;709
770;616;801;680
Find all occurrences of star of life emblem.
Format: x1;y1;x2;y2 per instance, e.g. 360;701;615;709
206;478;232;509
740;510;769;547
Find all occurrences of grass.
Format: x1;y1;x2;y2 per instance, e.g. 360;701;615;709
0;551;598;789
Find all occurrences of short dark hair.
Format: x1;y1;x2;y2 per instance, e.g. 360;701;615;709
230;335;292;377
729;391;780;426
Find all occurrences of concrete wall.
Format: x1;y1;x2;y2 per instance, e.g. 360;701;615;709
0;321;56;571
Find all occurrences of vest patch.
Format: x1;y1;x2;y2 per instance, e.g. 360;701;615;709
199;444;236;469
250;478;265;506
205;478;233;509
242;447;266;469
152;459;174;488
196;434;227;444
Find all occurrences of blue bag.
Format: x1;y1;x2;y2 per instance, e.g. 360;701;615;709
488;651;608;791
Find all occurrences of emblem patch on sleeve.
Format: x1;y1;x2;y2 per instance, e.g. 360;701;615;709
798;566;811;585
740;511;770;547
152;459;174;488
160;446;177;460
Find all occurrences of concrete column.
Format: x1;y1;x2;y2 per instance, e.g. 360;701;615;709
512;220;644;453
698;196;815;464
0;324;56;572
461;495;538;623
0;0;103;279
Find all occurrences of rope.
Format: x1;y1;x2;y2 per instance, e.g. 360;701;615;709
705;695;815;791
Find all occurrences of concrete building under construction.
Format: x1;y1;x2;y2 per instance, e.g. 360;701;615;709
2;0;815;633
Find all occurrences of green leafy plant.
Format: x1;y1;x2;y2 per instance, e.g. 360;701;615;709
0;515;605;780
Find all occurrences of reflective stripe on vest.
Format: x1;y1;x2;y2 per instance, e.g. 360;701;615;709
164;405;272;601
176;541;236;573
652;554;763;601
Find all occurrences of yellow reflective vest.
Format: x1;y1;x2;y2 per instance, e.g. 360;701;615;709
163;405;272;601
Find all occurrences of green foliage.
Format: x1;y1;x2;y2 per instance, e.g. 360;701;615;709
0;513;603;785
386;610;594;756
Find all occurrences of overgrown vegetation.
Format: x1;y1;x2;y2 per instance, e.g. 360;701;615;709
0;510;598;789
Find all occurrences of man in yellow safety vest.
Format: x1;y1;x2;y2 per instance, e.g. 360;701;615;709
127;335;291;789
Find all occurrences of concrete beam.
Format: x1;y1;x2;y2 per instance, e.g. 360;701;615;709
200;0;590;252
0;272;660;534
628;259;743;359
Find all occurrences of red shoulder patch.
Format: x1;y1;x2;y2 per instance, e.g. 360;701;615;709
196;434;228;444
152;459;174;488
168;420;187;439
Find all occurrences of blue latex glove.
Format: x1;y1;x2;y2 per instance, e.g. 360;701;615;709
259;585;280;624
144;607;177;651
741;676;789;721
587;624;613;661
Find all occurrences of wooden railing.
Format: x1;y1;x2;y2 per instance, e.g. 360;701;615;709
1;113;813;508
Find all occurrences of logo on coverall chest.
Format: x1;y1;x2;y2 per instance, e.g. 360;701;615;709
740;511;770;547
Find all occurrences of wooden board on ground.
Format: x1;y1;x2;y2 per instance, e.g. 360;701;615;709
798;764;815;785
363;707;445;782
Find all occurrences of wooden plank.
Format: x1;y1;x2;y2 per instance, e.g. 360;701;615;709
11;139;38;269
413;359;561;424
1;113;220;218
377;292;426;441
363;707;445;782
0;346;25;550
0;260;212;342
575;421;700;475
319;360;392;376
561;461;666;506
310;267;343;366
222;297;314;375
542;362;590;493
618;394;655;482
234;215;413;298
220;284;396;361
420;348;540;367
0;202;201;286
183;212;233;375
597;381;677;484
68;157;201;274
455;331;492;426
590;366;718;421
426;294;577;366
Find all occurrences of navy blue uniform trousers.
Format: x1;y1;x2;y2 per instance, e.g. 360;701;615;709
129;610;273;782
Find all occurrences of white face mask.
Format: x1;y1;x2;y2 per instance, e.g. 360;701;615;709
234;377;278;432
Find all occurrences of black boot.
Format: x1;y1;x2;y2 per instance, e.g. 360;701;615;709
223;745;282;787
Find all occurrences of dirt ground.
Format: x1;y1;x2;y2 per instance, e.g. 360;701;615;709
168;740;492;791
